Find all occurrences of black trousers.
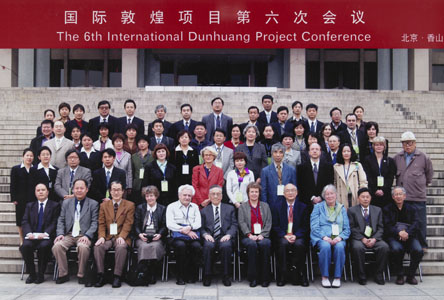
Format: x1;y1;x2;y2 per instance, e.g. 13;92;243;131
351;239;389;280
242;237;271;282
202;239;233;277
276;237;306;279
171;238;202;280
20;239;52;275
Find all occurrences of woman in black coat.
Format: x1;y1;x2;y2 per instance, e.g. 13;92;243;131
32;146;59;202
362;136;396;209
78;133;101;171
142;144;177;206
172;130;200;187
10;148;37;244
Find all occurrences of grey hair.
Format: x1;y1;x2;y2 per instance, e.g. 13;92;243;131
271;143;286;153
391;186;406;197
209;185;223;192
321;184;337;199
155;104;167;113
178;184;195;196
141;185;160;198
243;124;260;137
200;146;218;157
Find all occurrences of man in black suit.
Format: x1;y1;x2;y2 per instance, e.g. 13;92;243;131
200;185;237;287
117;99;145;136
329;107;347;135
30;120;54;165
88;100;119;141
297;143;334;209
190;122;211;156
89;148;127;202
339;113;365;160
325;135;341;165
271;106;289;141
284;101;306;134
148;119;175;154
202;97;233;142
304;103;324;134
348;188;389;285
147;104;172;138
240;106;265;139
169;103;198;141
258;94;278;125
20;183;60;284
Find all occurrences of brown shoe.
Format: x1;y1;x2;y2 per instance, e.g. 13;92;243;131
406;276;418;285
395;275;405;285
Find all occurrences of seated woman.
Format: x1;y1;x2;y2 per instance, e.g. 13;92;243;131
134;185;167;286
310;184;350;288
238;182;272;287
226;152;255;208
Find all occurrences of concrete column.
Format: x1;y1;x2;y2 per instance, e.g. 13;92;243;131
392;49;408;90
146;50;160;86
411;49;430;91
121;49;138;88
267;50;284;88
289;49;306;90
0;49;12;87
18;49;35;87
137;49;145;87
35;49;50;87
377;49;391;90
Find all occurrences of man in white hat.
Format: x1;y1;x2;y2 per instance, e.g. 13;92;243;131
393;131;433;249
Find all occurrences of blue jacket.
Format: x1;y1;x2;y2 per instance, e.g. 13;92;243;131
310;201;350;246
271;198;309;239
260;163;296;207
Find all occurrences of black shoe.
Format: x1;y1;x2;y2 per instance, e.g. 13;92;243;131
292;272;302;286
85;280;93;288
406;276;418;285
25;274;36;284
176;278;185;285
261;281;270;287
301;275;309;287
148;274;157;285
203;277;212;286
34;274;44;284
277;280;286;287
375;277;385;285
112;276;121;288
222;276;231;287
78;277;86;284
395;275;405;285
94;273;105;287
358;278;367;285
56;275;69;284
249;280;257;287
135;273;147;286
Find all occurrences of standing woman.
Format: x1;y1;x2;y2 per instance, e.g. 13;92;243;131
226;152;255;208
353;106;366;133
333;144;368;209
57;102;71;125
361;121;389;161
281;133;301;168
10;148;36;244
112;133;133;195
36;109;55;137
238;182;272;287
260;124;278;165
172;130;199;187
32;146;58;202
142;144;177;206
79;133;101;171
123;124;139;155
235;125;267;182
224;124;244;150
70;125;82;151
320;123;333;153
131;135;154;205
291;120;308;152
362;136;396;209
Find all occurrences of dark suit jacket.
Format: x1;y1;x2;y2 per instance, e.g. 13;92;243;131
330;121;347;135
297;160;334;206
259;110;278;124
200;203;238;238
383;202;420;240
88;115;119;141
21;200;60;239
141;161;177;206
134;203;167;239
348;204;384;241
89;167;127;202
65;120;89;138
10;165;37;224
260;163;297;207
240;121;265;141
148;136;175;154
172;148;200;186
169;119;198;140
148;120;172;138
271;121;287;141
271;198;309;239
339;129;366;158
117;116;145;137
30;135;53;165
304;119;324;134
79;151;102;171
32;166;59;202
235;143;267;180
202;113;233;142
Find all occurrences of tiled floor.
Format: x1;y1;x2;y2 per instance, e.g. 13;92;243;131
1;274;444;300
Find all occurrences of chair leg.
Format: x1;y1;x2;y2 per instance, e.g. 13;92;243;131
21;260;25;280
161;255;166;282
309;247;314;282
164;255;169;282
237;251;241;282
387;263;391;281
419;262;423;282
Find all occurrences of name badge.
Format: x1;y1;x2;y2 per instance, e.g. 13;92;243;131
332;224;340;236
139;168;144;179
253;223;262;235
287;222;293;234
277;185;284;196
105;189;110;199
72;220;80;237
146;223;155;230
48;182;53;189
235;191;243;203
182;164;189;175
377;176;384;187
161;180;168;192
199;156;204;164
267;157;272;165
364;225;373;238
68;187;72;195
110;223;118;235
353;145;360;154
215;161;223;169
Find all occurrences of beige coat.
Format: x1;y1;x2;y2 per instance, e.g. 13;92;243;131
333;162;368;209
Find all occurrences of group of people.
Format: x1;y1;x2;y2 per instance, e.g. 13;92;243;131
12;95;434;288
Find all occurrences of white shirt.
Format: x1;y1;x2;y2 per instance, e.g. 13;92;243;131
37;199;48;212
81;147;96;159
361;205;370;218
20;163;32;173
105;166;114;176
308;119;317;130
265;111;272;123
126;115;133;123
101;115;110;123
212;203;222;220
166;200;201;232
37;162;56;177
310;159;320;170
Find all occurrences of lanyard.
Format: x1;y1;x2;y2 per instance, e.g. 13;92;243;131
182;205;191;224
250;202;260;221
343;164;351;188
146;210;153;226
378;158;383;176
294;137;304;151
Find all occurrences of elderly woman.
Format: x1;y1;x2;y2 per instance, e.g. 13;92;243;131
173;130;200;187
226;152;255;208
238;182;272;287
142;144;177;206
281;133;302;168
192;146;224;208
131;135;154;205
310;184;350;288
112;133;133;194
235;124;267;181
334;143;368;209
123;124;140;155
134;185;167;286
362;136;396;209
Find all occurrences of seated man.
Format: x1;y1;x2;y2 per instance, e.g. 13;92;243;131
271;183;309;287
52;179;99;284
94;181;135;288
383;186;424;285
20;183;60;284
348;188;389;285
200;185;237;286
166;184;202;285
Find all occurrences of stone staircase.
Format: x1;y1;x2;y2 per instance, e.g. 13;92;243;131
0;87;443;273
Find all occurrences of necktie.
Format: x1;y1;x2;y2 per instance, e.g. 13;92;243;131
313;163;318;185
185;122;189;131
37;203;44;232
70;170;75;189
214;206;221;239
102;118;106;123
216;147;222;160
216;115;221;128
332;153;337;164
310;121;315;133
288;204;294;223
56;139;61;150
114;203;119;218
276;164;282;185
72;201;81;237
106;170;111;186
351;131;357;145
157;138;161;144
363;208;370;225
127;118;131;124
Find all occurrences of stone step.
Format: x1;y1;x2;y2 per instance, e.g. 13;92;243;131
0;259;22;273
0;213;16;222
427;225;444;236
0;234;20;246
426;237;444;248
427;205;444;215
0;223;18;234
0;202;15;213
428;215;444;225
428;196;444;205
0;247;21;259
0;194;11;202
424;248;444;261
427;188;444;195
420;262;444;275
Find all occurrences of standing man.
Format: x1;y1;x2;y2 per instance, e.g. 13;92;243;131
52;179;99;284
329;107;347;135
304;103;324;134
240;106;265;137
148;104;172;138
43;120;74;169
20;184;60;284
326;135;341;165
258;94;277;125
94;181;135;288
169;104;198;141
88;100;119;141
148;119;175;154
339;113;365;160
202;97;233;142
200;185;237;286
284;101;306;133
190;122;211;157
393;131;433;249
30;120;54;165
211;129;234;179
348;188;389;285
271;106;289;140
118;99;145;136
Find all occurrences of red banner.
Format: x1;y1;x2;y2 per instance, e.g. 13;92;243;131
0;0;443;48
